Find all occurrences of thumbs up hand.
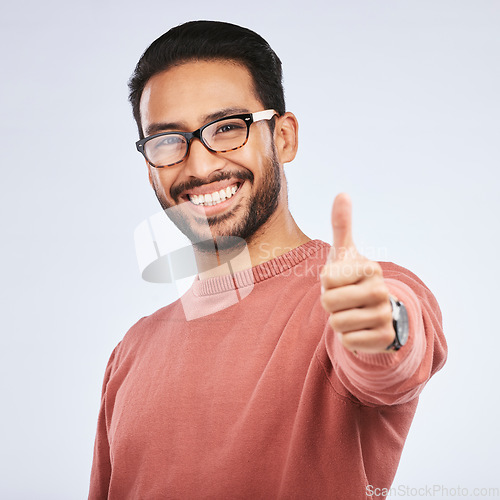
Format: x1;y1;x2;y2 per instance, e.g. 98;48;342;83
320;193;395;354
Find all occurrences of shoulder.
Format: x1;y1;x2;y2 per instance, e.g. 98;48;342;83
112;298;184;360
379;261;430;289
379;261;437;301
379;261;442;324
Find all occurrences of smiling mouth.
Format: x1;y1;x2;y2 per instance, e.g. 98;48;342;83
186;182;242;207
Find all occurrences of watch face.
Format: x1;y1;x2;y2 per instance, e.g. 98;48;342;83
397;302;409;346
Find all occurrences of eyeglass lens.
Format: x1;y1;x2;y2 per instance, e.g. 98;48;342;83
144;117;249;167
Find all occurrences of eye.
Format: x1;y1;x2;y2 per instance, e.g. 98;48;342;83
215;121;246;135
159;135;183;145
152;134;185;149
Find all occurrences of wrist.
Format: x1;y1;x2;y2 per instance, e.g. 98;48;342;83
386;295;409;351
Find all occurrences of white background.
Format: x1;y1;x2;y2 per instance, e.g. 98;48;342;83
1;1;499;498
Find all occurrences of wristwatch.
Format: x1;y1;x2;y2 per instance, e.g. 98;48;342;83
386;296;409;351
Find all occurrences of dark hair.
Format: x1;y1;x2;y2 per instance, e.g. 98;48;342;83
128;20;285;138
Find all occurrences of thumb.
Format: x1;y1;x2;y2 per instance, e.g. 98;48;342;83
331;192;356;260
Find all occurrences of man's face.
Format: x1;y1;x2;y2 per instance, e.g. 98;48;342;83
139;60;283;249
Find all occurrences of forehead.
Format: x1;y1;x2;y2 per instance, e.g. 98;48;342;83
139;60;262;132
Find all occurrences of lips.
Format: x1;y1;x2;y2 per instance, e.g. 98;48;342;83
178;180;243;216
188;184;239;206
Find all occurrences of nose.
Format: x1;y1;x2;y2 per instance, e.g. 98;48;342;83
182;137;224;179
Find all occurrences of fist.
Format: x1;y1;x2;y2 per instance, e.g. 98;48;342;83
320;193;396;354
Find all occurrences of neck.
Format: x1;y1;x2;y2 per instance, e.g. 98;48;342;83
195;204;310;280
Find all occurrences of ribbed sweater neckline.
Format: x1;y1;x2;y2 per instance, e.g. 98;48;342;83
191;239;329;297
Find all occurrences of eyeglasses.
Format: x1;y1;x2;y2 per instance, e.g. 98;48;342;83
136;109;277;168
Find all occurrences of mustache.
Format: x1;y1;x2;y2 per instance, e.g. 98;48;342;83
171;169;254;200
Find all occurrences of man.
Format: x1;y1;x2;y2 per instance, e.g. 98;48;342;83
89;20;447;499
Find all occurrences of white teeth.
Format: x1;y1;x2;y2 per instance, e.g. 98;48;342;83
189;184;240;206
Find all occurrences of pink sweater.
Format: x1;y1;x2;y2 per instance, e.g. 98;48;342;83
89;240;447;499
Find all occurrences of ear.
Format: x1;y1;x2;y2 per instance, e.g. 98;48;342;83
274;112;299;164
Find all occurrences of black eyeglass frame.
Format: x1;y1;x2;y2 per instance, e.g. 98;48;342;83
135;109;278;169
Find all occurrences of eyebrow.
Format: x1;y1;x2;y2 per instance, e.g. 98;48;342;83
144;107;250;137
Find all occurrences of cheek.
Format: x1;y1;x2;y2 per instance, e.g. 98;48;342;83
251;125;273;154
230;131;273;174
150;169;176;198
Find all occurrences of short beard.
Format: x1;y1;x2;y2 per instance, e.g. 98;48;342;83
153;149;282;254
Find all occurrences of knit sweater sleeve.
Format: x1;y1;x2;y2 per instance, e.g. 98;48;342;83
88;343;121;500
325;262;447;406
